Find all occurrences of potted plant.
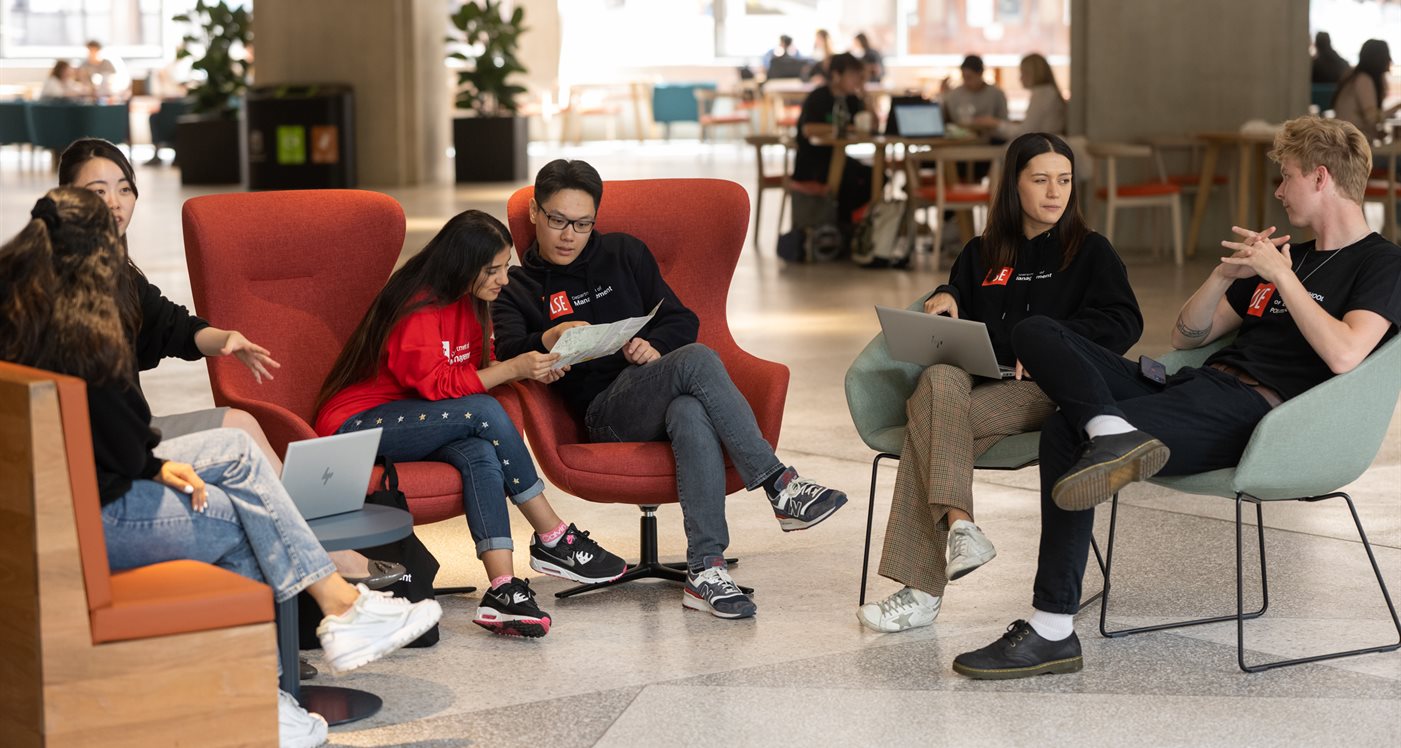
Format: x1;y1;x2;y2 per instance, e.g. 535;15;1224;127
449;0;529;182
172;0;251;184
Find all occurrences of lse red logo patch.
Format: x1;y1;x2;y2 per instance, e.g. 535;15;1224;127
982;266;1014;286
548;291;575;320
1247;283;1275;317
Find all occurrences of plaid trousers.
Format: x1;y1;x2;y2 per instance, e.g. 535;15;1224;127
878;364;1056;596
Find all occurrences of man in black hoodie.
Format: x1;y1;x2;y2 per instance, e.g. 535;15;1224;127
493;159;848;619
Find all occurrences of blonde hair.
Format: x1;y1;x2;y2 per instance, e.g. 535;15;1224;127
1020;53;1058;92
1268;116;1372;205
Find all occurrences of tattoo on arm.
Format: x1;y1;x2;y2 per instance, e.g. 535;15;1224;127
1175;316;1211;340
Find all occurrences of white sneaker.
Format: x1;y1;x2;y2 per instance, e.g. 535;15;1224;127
278;689;328;748
857;586;941;633
316;584;443;675
947;519;996;581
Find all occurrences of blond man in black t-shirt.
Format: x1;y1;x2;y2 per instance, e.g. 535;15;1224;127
951;116;1401;680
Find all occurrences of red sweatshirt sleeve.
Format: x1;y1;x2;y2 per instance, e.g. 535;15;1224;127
385;306;488;399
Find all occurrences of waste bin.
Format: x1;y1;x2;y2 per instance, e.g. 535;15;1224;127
245;83;355;190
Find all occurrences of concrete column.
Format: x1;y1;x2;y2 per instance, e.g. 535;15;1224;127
254;0;449;186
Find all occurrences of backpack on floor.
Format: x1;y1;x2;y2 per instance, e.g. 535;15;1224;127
779;187;845;263
851;199;912;268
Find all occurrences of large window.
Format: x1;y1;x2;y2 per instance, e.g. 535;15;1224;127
2;0;169;60
901;0;1069;60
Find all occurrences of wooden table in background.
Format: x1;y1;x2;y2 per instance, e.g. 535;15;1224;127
813;133;979;203
1186;130;1279;256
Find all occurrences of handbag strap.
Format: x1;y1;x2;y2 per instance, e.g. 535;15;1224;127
376;455;400;493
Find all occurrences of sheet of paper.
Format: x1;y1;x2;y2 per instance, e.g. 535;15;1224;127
550;301;663;369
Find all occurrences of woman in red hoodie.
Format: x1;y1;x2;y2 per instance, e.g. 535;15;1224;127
315;210;624;638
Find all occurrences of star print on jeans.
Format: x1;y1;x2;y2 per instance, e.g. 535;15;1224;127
481;422;489;429
512;478;520;485
493;440;500;446
465;412;473;419
375;418;383;425
397;416;404;423
354;420;362;426
418;414;426;421
441;412;449;419
503;460;510;466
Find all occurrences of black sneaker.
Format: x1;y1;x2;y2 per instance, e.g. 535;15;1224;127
473;578;551;638
529;524;628;584
683;557;757;619
769;467;848;531
952;619;1083;680
1052;429;1170;511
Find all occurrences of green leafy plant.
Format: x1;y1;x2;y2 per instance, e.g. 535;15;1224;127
448;0;528;116
173;0;252;117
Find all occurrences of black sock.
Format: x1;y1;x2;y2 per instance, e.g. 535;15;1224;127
760;465;788;499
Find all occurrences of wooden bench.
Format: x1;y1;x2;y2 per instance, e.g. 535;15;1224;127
0;362;277;747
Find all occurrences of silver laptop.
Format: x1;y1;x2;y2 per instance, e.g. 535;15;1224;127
894;102;945;138
280;428;383;520
875;305;1015;379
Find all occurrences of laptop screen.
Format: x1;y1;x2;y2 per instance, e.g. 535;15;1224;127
894;103;945;138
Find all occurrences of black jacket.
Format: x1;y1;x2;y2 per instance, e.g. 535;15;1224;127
493;231;699;414
934;231;1143;364
134;272;209;372
90;381;164;505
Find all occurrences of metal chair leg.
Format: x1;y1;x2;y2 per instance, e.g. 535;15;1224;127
859;453;900;606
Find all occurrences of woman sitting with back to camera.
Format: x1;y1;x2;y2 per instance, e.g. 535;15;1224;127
315;209;627;639
857;132;1143;633
0;188;442;748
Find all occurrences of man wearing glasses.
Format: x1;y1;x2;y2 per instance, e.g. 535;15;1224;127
493;159;848;620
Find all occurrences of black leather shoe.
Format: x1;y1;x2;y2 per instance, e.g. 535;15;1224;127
343;559;407;590
952;619;1083;680
1052;429;1169;511
299;657;317;681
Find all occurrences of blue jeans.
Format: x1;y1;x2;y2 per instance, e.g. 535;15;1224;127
336;394;545;556
584;344;784;570
101;428;336;604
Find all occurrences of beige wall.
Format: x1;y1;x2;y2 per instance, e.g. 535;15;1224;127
254;0;449;186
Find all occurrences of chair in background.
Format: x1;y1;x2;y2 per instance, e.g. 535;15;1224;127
505;179;789;598
1147;135;1233;219
27;101;130;166
651;82;705;140
1;362;276;746
1099;336;1401;673
744;133;793;249
695;87;752;142
0;99;35;168
1310;83;1338;112
902;144;1004;268
1089;141;1184;265
147;97;192;163
182;189;518;529
844;291;1104;608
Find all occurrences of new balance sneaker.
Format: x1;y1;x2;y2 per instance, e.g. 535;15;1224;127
474;577;552;637
529;524;628;584
769;467;848;532
683;557;757;619
857;586;941;633
316;584;442;675
946;519;997;581
952;619;1083;680
278;689;328;748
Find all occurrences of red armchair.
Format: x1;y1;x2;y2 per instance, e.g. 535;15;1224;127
181;189;519;526
505;178;789;597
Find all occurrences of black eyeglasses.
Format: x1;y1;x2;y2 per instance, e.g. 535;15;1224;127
543;211;595;234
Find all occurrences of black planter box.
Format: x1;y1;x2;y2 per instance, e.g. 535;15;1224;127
176;115;242;185
454;115;527;182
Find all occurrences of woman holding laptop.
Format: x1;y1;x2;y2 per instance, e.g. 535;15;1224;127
858;132;1143;633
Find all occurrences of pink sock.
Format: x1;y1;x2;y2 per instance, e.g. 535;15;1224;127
538;521;569;547
490;575;513;590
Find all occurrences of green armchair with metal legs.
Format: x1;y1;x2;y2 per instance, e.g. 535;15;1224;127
1100;334;1401;673
844;291;1104;608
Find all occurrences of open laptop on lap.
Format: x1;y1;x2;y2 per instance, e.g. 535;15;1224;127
875;306;1015;379
280;428;383;520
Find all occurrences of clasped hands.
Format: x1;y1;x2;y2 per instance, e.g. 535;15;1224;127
1219;225;1292;282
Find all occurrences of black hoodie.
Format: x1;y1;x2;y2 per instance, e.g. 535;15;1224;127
934;231;1143;364
493;231;700;415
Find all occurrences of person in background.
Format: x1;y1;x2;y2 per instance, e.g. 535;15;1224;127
763;34;801;69
1311;31;1351;84
1332;39;1399;143
941;54;1008;130
40;60;88;100
805;28;834;83
851;32;884;82
975;53;1067;139
793;53;872;226
77;40;131;100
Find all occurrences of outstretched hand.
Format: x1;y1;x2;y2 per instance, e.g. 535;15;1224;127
220;331;281;384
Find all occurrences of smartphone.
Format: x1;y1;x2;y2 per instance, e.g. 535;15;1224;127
1138;355;1167;385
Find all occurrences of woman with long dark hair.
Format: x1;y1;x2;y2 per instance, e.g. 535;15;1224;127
0;188;442;748
57;138;401;591
857;133;1143;633
316;209;626;638
1333;39;1399;142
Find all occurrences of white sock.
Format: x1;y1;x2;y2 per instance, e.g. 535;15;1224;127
1085;415;1135;439
903;586;940;607
1028;609;1074;641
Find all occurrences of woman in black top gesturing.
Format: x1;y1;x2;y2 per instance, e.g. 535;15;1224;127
857;133;1143;633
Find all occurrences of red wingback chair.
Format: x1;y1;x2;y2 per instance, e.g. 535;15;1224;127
505;178;789;597
182;189;520;525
